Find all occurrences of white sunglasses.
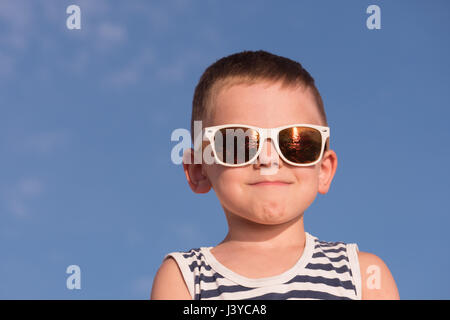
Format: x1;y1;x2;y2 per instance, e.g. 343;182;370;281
203;123;330;167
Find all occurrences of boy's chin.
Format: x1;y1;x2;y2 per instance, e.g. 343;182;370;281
224;203;304;226
247;207;301;226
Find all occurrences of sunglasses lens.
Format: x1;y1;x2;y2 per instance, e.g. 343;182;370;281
214;127;259;165
278;127;322;164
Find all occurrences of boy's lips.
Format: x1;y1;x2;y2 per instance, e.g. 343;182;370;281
248;180;292;186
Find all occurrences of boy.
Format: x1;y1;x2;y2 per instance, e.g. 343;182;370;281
151;50;399;300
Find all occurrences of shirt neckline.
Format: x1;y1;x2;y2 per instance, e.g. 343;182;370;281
200;232;315;288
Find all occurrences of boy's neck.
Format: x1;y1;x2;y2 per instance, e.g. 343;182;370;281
219;211;306;250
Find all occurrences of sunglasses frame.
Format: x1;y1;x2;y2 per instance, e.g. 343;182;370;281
203;123;330;167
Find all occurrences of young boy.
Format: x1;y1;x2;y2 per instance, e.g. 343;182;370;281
151;50;399;300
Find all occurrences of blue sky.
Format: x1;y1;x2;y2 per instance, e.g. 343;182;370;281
0;0;449;299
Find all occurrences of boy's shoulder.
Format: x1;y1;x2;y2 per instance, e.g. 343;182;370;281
310;234;399;299
357;251;400;299
151;253;193;299
152;247;213;300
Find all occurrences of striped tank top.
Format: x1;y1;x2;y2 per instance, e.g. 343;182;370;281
164;232;362;300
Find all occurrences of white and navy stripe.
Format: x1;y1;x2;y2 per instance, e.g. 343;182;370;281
164;232;362;300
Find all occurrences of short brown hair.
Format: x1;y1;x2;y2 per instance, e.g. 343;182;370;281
191;50;328;143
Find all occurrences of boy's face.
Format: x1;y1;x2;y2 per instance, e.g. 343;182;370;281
185;80;337;226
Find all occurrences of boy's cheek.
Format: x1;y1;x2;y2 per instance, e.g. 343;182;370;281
205;165;245;184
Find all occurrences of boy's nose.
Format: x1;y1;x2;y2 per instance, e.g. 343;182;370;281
256;138;280;167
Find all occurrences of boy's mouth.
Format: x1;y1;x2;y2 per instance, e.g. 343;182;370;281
248;180;292;186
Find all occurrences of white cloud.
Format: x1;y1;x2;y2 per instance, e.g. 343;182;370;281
75;0;110;16
18;178;44;197
22;131;70;154
9;197;27;218
64;49;90;75
128;0;192;32
3;177;45;218
0;0;33;50
3;129;70;158
0;0;115;81
0;1;223;87
95;22;127;51
98;22;126;41
155;48;207;83
105;68;139;87
103;48;156;87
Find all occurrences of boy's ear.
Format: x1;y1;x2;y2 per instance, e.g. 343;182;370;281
182;148;212;194
318;149;338;195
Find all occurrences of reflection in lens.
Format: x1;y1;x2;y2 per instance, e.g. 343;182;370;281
278;127;322;164
214;127;259;164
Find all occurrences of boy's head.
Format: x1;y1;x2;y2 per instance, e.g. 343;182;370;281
184;50;337;226
191;50;328;141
